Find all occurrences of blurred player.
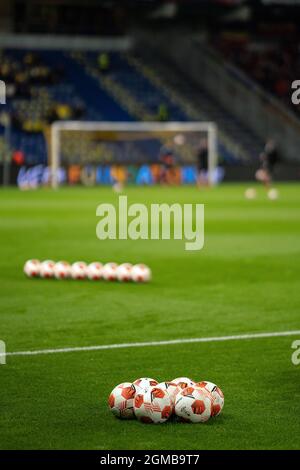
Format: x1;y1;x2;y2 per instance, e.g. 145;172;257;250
159;145;176;184
197;137;209;187
255;139;279;189
111;164;127;192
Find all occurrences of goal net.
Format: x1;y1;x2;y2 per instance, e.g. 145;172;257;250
49;121;218;188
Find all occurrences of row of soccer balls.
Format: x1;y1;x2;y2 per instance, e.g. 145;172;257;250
23;259;151;282
108;377;224;424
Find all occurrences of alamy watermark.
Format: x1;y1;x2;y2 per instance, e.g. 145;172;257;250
0;340;6;365
291;80;300;105
291;339;300;366
0;80;6;104
96;196;204;251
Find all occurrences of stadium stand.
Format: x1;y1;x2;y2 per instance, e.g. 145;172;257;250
211;30;300;116
0;48;132;165
130;47;263;164
1;45;263;168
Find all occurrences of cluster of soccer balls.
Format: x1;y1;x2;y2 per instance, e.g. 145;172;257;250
23;259;151;282
108;377;224;424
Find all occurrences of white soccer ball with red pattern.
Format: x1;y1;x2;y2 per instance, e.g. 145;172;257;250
172;377;195;388
171;377;196;402
108;382;136;419
87;262;103;280
53;261;71;279
133;386;173;424
196;381;224;417
175;386;213;423
131;264;151;283
24;259;40;278
133;377;158;392
102;262;118;281
116;263;132;282
156;381;178;407
71;261;87;280
39;260;55;278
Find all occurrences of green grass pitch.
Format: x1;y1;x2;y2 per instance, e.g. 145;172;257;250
0;183;300;450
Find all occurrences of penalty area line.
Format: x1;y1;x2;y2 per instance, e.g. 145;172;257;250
2;330;300;358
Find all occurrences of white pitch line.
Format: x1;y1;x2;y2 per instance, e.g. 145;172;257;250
1;330;300;358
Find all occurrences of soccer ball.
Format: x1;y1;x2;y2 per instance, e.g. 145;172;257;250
108;382;136;419
175;386;213;423
171;377;195;401
196;381;224;417
245;188;257;200
171;377;195;387
268;188;279;200
133;377;158;392
39;260;55;278
131;264;151;283
53;261;71;279
116;263;132;282
102;262;118;281
174;134;185;146
71;261;87;280
24;259;40;278
156;381;178;407
87;262;103;280
112;182;124;193
134;386;173;424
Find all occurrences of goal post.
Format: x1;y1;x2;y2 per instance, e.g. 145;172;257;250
49;121;218;188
